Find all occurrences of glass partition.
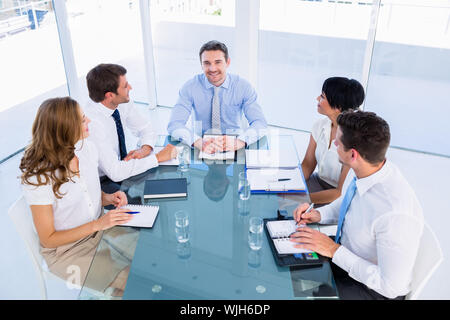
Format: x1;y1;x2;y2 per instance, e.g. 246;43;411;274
149;0;236;107
365;0;450;156
65;0;148;104
0;0;68;160
257;0;373;131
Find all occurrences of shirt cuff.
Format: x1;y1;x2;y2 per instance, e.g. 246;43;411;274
332;245;360;274
318;204;338;224
147;154;159;167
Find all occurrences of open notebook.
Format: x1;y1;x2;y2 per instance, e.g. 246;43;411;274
120;204;159;228
245;149;299;169
266;220;318;255
246;167;306;192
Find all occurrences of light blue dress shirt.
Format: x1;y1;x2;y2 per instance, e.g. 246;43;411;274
167;73;268;146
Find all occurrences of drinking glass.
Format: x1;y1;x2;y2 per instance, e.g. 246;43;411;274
238;172;251;200
248;217;263;250
178;146;190;172
175;210;189;243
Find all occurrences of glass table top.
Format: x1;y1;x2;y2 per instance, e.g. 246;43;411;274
79;135;338;300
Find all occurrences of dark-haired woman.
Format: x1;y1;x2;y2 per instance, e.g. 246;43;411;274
20;97;135;296
301;77;365;205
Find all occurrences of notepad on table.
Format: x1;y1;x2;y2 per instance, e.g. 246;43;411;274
121;204;159;228
266;220;317;254
245;149;299;169
144;178;187;199
246;167;306;192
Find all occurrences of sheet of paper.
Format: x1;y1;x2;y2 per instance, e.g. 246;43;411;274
121;204;159;228
245;149;299;169
273;238;313;255
246;167;306;191
267;219;298;238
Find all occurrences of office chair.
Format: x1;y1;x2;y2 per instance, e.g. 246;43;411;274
7;196;102;299
406;222;443;300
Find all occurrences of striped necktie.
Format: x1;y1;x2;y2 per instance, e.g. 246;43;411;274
111;109;127;160
211;86;221;133
335;177;357;244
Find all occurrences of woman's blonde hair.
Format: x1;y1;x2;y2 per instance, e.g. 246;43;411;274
20;97;83;199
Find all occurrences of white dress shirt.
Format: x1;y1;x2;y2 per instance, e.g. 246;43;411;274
318;160;424;298
311;117;342;187
22;140;102;232
83;100;158;182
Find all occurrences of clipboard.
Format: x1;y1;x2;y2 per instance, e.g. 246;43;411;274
264;217;326;267
246;165;309;194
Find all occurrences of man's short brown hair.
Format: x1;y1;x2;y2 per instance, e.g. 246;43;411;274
86;64;127;102
337;111;391;165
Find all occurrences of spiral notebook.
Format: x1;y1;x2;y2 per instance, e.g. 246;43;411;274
266;219;314;254
120;204;160;228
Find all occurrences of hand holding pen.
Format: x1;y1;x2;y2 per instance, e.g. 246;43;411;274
293;202;321;225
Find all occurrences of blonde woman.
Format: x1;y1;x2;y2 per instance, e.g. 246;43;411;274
20;97;134;296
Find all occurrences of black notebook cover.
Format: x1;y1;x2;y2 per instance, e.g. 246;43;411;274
144;178;187;199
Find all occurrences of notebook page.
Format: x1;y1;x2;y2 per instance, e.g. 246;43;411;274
267;220;298;238
121;204;159;228
273;238;312;254
245;150;299;168
246;167;306;191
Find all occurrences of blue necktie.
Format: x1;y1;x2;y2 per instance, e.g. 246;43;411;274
111;109;127;160
335;177;357;244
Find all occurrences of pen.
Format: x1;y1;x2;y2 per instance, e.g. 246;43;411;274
126;211;140;214
296;203;314;225
277;178;291;181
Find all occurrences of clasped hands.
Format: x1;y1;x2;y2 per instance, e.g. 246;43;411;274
194;136;246;154
290;202;340;258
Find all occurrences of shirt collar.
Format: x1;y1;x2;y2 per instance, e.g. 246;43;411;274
93;101;117;118
202;73;230;90
355;160;392;196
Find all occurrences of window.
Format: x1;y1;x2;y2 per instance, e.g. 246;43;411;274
149;0;236;107
365;0;450;156
258;0;373;131
0;0;68;160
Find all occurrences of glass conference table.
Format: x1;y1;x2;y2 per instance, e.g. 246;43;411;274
79;135;339;300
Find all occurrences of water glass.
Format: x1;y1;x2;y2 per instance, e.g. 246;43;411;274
238;172;251;200
175;210;190;243
248;217;263;251
179;146;190;172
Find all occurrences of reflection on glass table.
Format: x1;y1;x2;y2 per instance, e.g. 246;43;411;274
79;135;338;300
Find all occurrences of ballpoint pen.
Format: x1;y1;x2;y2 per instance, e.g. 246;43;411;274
126;211;140;214
296;203;314;225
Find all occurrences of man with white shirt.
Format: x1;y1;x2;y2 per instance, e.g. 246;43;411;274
291;111;424;300
167;40;267;154
85;64;176;190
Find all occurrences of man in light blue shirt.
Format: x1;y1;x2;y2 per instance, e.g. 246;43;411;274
167;40;268;153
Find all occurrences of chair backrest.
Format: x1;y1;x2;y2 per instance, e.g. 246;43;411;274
8;195;47;299
407;222;443;300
